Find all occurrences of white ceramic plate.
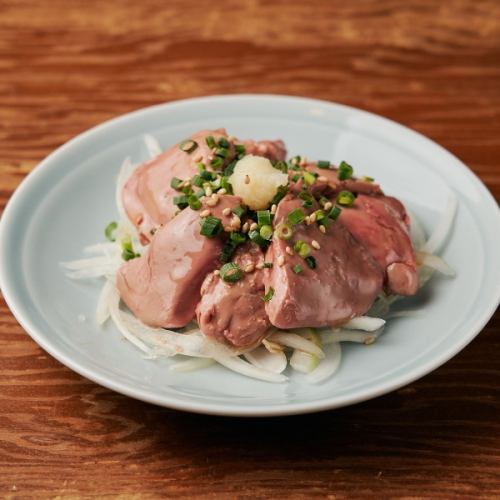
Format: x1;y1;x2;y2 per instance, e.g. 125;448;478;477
1;95;499;416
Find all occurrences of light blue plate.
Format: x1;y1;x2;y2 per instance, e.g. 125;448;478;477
1;95;499;416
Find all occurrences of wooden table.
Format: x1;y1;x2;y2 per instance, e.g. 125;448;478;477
1;1;499;497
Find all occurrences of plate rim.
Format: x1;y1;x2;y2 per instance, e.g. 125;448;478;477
1;93;499;416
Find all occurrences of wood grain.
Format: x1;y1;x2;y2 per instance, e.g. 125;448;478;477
0;0;499;498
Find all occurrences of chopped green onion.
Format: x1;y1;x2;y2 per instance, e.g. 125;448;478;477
288;208;306;225
173;195;189;209
257;210;271;227
188;195;201;210
121;237;139;261
233;205;246;218
249;229;267;247
337;190;356;207
220;176;233;194
293;264;303;274
200;216;222;238
338;161;354;180
179;139;198;153
218;137;230;148
328;205;342;220
195;189;206;199
291;173;301;182
276;223;293;240
290;155;302;165
181;184;193;195
362;175;375;182
196;162;205;173
294;240;311;258
224;161;237;177
305;255;317;269
200;170;215;181
104;221;118;242
314;209;326;222
317;160;330;169
205;136;216;148
271;185;288;205
303;171;316;186
230;232;246;245
220;241;236;263
263;262;273;268
170;177;183;190
220;262;243;283
274;160;288;173
235;144;246;155
211;157;224;170
260;225;273;240
319;196;329;207
191;175;204;188
299;191;314;208
215;147;229;158
262;287;274;302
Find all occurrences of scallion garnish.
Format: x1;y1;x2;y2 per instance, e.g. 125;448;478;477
305;255;317;269
338;161;354;180
317;160;330;169
230;232;246;245
215;147;229;158
200;170;215;180
294;240;311;258
179;139;198;154
287;208;306;225
303;171;316;186
276;223;293;240
104;221;118;242
362;175;375;183
121;237;140;261
195;189;206;199
337;190;356;207
205;136;216;148
211;157;224;170
314;209;326;222
233;205;246;218
181;184;193;195
220;176;233;194
188;195;201;210
257;210;271;227
220;262;243;283
220;241;237;263
328;205;342;220
263;262;273;268
200;216;222;238
224;160;237;177
170;177;183;190
299;191;314;208
191;175;204;188
271;185;288;205
196;162;205;173
173;195;189;209
274;160;288;173
293;264;303;274
259;225;273;240
235;144;246;155
249;229;267;247
218;137;230;149
262;287;274;302
291;173;301;182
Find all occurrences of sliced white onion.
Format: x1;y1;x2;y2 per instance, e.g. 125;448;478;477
144;134;162;158
213;354;287;383
407;208;427;250
320;328;376;345
386;309;424;319
95;279;115;325
64;265;120;280
422;195;458;254
343;316;385;332
84;242;120;255
244;346;287;374
290;350;320;374
417;251;455;277
267;331;325;359
306;343;342;384
169;358;215;373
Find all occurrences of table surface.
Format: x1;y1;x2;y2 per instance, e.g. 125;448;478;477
1;0;499;498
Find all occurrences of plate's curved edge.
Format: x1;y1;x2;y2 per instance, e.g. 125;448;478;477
1;94;500;416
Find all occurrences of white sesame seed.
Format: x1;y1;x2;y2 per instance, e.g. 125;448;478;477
218;188;227;195
285;246;294;256
213;270;220;276
250;222;258;231
305;215;311;225
222;207;231;216
206;197;219;207
318;176;328;182
242;222;249;233
319;225;326;234
200;209;211;218
309;212;317;223
194;155;203;162
207;155;213;161
228;135;237;142
244;263;255;273
312;240;320;250
278;255;285;266
224;226;232;232
255;262;264;270
184;176;191;183
244;175;251;184
230;215;241;230
324;201;333;210
205;186;213;197
271;204;277;214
